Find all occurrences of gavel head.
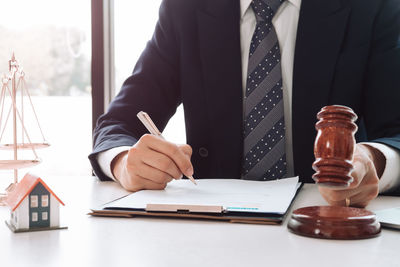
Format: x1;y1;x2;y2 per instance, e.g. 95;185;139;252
312;105;358;188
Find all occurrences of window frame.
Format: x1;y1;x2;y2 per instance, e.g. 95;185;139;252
42;212;48;221
91;0;115;131
30;195;38;208
41;195;49;207
31;212;38;222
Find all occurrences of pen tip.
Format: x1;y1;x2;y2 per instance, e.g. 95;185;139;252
188;176;197;185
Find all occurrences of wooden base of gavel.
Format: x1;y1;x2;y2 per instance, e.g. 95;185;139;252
287;105;381;239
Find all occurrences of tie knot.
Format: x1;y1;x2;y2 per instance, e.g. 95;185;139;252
250;0;284;22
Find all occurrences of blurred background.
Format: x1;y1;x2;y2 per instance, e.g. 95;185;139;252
0;0;185;183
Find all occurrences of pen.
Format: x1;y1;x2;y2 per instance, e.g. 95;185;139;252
137;111;197;185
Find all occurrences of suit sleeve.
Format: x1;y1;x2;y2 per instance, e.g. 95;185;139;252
89;0;181;181
363;0;400;194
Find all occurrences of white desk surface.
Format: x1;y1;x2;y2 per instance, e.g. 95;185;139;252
0;175;399;267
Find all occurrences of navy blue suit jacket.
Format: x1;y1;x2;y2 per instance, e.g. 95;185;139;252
90;0;400;192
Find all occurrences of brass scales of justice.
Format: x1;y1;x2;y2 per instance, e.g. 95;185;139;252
0;54;50;205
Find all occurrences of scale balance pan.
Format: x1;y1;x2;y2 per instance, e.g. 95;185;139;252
0;159;41;169
0;142;50;150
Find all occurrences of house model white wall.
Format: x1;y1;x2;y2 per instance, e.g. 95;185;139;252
5;173;65;233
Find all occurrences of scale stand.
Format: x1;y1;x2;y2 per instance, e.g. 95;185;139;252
0;54;49;205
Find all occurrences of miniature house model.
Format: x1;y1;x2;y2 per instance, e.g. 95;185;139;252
5;173;65;232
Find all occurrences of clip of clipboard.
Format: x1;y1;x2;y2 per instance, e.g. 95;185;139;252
146;204;223;213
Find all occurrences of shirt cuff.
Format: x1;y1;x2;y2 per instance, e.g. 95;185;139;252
360;142;400;194
96;146;132;181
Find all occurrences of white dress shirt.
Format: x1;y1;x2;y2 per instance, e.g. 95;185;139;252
97;0;400;193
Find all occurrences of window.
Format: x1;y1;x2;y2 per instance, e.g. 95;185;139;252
30;195;38;208
114;1;162;95
112;1;186;144
0;0;92;184
31;212;38;222
42;212;48;221
41;195;49;207
89;1;187;171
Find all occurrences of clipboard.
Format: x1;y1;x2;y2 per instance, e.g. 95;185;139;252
89;177;302;225
375;207;400;230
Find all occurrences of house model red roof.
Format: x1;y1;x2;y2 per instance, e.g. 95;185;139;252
5;173;65;211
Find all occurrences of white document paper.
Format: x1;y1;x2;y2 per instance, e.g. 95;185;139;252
104;176;300;214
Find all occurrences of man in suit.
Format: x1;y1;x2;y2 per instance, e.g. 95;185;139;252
89;0;400;207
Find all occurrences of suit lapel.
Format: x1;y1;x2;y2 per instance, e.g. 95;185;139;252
292;0;351;179
197;0;243;177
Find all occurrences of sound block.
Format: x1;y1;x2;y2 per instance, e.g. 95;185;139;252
287;206;381;240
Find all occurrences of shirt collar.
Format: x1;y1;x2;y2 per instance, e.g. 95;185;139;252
240;0;302;19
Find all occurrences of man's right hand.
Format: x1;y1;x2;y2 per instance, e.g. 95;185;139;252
111;134;194;192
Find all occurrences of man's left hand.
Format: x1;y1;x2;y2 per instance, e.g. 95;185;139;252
318;144;385;208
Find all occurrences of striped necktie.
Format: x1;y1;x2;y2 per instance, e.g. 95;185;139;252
243;0;287;180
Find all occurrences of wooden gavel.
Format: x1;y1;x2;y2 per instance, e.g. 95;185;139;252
312;105;358;188
288;105;381;240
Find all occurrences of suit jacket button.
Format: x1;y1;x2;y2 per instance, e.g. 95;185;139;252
199;147;209;158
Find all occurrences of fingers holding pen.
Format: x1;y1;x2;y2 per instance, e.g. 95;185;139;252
141;134;194;177
140;151;182;180
136;112;196;185
127;159;175;184
113;134;195;192
179;144;193;157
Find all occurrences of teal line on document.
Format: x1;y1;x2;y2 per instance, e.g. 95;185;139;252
227;207;259;210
